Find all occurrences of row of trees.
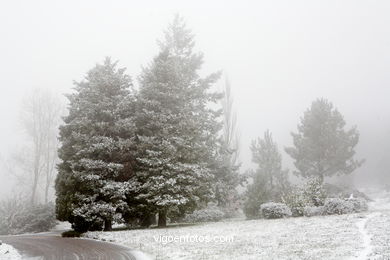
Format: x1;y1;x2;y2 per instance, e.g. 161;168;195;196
55;16;363;230
244;98;363;218
55;16;241;232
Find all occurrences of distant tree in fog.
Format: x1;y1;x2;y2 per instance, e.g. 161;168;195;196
221;77;240;166
214;77;242;207
285;98;364;183
244;130;289;219
18;88;63;204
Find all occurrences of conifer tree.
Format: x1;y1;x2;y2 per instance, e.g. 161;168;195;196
133;16;222;227
214;78;242;208
285;98;363;183
55;58;136;232
244;130;289;219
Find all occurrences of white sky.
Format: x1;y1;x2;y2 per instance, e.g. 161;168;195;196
1;0;390;196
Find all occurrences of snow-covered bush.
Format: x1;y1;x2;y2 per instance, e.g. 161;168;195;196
323;183;371;201
284;179;326;217
303;206;324;217
346;198;368;213
0;198;56;235
284;188;309;217
259;202;292;219
302;178;327;206
183;206;224;223
323;198;354;215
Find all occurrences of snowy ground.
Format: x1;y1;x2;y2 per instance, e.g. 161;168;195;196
365;191;390;260
0;242;21;260
85;191;390;260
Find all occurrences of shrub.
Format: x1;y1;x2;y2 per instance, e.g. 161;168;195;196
259;202;292;219
61;230;82;237
71;216;104;233
323;198;354;215
0;200;57;235
346;198;368;213
283;188;309;217
323;183;372;201
243;195;263;219
183;206;224;223
303;206;324;217
302;178;327;206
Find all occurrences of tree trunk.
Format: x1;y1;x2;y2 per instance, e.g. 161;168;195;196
44;182;49;204
158;211;167;227
44;138;50;204
140;214;156;228
318;174;324;184
104;219;112;231
31;154;40;205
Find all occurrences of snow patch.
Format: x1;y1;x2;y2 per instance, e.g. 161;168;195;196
51;221;72;231
0;242;22;260
355;212;381;260
86;214;363;259
130;250;153;260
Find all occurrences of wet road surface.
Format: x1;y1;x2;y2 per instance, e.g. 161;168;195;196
0;232;136;260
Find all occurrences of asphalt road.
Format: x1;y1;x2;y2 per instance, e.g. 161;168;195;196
0;232;136;260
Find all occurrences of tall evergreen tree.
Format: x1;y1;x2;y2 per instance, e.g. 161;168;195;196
244;130;289;219
133;16;222;227
55;58;136;232
214;77;242;207
285;98;363;183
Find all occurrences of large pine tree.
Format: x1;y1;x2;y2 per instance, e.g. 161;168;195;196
133;16;222;227
55;58;136;232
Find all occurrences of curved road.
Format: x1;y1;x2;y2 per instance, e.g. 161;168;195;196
0;232;136;260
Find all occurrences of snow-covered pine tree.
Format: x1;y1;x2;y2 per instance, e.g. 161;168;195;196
55;58;136;232
285;98;364;183
133;16;222;227
244;130;289;219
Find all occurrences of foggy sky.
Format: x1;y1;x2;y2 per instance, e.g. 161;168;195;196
1;0;390;196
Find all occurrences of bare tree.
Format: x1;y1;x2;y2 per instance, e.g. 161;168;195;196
221;76;240;165
41;92;63;203
214;76;242;207
18;88;64;204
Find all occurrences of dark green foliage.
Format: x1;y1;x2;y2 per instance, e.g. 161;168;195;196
61;230;82;237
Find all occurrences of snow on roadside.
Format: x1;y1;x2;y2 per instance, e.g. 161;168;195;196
52;221;72;231
0;242;22;260
130;250;154;260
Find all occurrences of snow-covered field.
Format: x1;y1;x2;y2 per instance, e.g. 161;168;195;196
85;191;390;260
365;192;390;260
0;242;21;260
